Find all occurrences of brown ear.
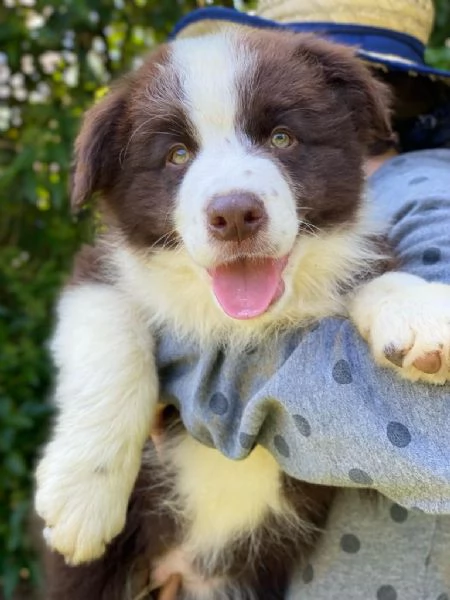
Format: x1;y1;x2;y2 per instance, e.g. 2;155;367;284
296;36;393;148
71;85;128;211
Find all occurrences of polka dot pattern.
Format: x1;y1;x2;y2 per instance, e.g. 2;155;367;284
293;414;311;437
408;176;428;185
387;422;412;448
340;533;361;553
209;392;229;415
239;432;256;450
422;247;441;265
391;157;406;166
390;503;408;523
422;201;439;212
274;434;290;458
332;359;353;384
302;564;314;584
349;468;373;485
377;585;397;600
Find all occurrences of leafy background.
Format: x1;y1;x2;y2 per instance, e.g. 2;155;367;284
0;0;449;598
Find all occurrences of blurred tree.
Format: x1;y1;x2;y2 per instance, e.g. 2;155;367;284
0;0;449;598
428;0;450;67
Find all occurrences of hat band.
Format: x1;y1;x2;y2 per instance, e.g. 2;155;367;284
171;8;426;66
285;22;425;65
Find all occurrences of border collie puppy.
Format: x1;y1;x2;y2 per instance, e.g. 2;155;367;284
36;28;450;600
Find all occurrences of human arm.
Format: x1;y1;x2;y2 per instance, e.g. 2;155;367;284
157;149;450;513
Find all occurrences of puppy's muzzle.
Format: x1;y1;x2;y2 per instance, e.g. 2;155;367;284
206;192;267;243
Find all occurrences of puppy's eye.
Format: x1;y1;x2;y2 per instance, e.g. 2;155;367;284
270;129;295;149
167;144;191;166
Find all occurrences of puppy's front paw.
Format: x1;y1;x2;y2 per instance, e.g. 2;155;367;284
350;273;450;384
36;452;130;564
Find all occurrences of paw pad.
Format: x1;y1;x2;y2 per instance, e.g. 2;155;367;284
384;346;443;375
412;350;442;374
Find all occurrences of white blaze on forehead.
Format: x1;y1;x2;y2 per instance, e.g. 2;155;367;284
170;31;299;271
170;31;255;143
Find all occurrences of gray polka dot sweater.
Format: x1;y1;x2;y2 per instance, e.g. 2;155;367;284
157;149;450;598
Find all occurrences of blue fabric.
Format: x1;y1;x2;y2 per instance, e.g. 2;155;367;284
266;23;424;62
171;6;450;81
157;149;450;513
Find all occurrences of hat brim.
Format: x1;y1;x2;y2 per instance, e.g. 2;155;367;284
171;6;450;83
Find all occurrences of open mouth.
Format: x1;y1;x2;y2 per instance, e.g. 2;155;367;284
208;256;289;320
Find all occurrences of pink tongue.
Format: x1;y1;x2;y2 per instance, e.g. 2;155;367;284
210;257;286;320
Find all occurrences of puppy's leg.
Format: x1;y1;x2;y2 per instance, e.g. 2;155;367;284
36;283;158;564
44;446;178;600
349;272;450;384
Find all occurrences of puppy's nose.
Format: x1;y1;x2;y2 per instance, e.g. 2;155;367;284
206;192;267;242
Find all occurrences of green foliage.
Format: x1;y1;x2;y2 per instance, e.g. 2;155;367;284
0;0;449;598
428;0;450;69
0;1;204;596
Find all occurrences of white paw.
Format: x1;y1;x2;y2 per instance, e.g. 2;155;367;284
350;273;450;384
35;450;129;564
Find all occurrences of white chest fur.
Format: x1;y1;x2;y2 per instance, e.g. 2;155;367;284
167;434;286;557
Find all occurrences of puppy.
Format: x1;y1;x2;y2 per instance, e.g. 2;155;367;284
36;28;450;600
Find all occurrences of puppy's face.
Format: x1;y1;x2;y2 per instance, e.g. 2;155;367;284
72;29;391;322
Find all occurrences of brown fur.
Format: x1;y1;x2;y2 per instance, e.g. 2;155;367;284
68;244;110;286
243;31;392;229
71;30;392;247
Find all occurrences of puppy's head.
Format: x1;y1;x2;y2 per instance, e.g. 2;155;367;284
72;29;391;323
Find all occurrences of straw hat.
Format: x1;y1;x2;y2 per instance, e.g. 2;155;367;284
172;0;450;82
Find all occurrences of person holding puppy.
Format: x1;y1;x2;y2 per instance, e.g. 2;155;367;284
152;1;450;598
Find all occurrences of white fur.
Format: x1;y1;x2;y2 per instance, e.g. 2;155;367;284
176;147;299;267
172;32;298;268
35;284;158;564
350;271;450;384
150;435;306;599
169;437;287;554
172;33;253;145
